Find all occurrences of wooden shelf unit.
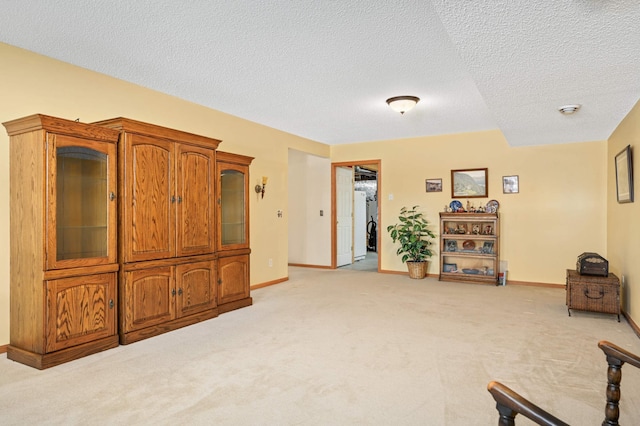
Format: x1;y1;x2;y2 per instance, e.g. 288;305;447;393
439;213;500;285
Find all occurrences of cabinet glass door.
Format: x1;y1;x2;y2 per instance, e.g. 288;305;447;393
219;167;247;248
47;135;117;269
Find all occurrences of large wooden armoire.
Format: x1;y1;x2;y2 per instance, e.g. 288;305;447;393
4;114;253;368
3;115;121;369
95;118;221;345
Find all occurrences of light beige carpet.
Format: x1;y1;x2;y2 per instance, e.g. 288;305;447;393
1;267;639;425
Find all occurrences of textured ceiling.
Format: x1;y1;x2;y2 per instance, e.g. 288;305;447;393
1;1;639;146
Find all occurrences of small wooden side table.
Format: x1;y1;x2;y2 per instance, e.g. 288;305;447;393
566;269;620;321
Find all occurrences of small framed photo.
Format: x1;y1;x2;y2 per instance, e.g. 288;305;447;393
615;145;634;203
451;168;488;198
502;175;519;194
425;178;442;192
443;263;458;273
483;225;493;235
445;240;458;252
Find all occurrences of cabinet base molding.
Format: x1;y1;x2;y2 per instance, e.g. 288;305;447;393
439;275;498;285
7;336;119;370
218;297;253;314
120;308;220;345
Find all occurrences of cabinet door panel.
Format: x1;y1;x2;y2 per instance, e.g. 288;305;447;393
176;145;215;256
123;267;174;332
218;255;249;304
46;134;117;270
124;134;175;262
217;163;249;250
176;261;216;317
46;273;116;352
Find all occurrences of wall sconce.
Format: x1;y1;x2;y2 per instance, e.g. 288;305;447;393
255;176;268;198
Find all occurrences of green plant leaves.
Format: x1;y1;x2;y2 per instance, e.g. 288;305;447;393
386;206;436;263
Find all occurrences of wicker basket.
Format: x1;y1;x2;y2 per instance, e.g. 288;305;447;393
407;261;427;279
566;269;620;319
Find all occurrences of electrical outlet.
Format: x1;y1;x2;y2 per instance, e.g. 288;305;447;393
268;258;273;267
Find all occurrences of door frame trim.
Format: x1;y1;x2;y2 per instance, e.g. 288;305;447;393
331;160;381;271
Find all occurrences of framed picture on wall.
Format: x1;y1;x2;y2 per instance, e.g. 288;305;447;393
451;168;488;198
615;145;634;203
502;175;519;194
425;178;442;192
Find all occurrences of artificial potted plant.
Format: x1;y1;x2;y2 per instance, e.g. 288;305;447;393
387;205;436;279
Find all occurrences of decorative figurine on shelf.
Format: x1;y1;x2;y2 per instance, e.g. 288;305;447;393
466;200;471;212
456;224;467;234
472;224;480;234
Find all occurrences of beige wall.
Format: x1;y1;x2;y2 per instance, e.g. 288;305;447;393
0;43;329;345
608;99;640;324
288;149;332;266
331;131;608;284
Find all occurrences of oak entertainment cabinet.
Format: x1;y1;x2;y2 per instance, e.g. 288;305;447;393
4;114;253;367
94;117;222;345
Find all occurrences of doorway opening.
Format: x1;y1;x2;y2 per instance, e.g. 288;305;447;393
331;160;381;272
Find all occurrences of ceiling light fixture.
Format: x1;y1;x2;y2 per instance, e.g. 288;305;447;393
386;96;420;114
558;104;581;115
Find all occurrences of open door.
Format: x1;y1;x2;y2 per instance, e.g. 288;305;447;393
331;160;381;271
335;166;353;267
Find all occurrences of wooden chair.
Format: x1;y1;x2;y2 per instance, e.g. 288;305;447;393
487;341;640;426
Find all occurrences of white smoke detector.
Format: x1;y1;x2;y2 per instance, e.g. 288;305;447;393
558;104;581;115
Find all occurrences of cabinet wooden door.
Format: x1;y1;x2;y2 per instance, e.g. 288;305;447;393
176;144;215;257
218;255;249;305
46;134;118;270
217;161;250;251
176;260;216;318
123;267;174;333
123;134;175;262
45;273;116;352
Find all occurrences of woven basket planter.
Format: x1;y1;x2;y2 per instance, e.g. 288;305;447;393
406;261;427;279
